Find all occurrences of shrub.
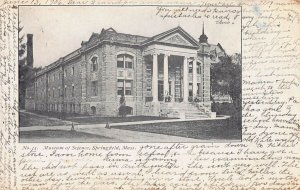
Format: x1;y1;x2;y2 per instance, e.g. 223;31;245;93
119;105;132;117
194;97;201;102
120;95;125;105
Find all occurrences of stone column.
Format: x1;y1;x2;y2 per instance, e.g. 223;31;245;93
192;58;197;98
152;53;158;102
163;54;169;98
183;56;189;102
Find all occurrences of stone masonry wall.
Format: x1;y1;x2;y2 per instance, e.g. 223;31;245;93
101;44;144;116
62;57;82;113
202;55;211;106
83;46;106;115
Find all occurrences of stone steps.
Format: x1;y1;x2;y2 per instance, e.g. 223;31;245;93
163;102;210;119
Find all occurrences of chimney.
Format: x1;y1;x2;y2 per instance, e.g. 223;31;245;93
26;34;33;67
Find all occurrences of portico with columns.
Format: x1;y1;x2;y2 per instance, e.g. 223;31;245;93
144;51;201;103
142;33;206;100
141;27;212;117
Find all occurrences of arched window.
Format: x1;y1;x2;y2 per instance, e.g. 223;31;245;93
117;53;134;96
91;56;98;72
117;54;133;69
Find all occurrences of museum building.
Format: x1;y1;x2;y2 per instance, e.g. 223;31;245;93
25;26;226;118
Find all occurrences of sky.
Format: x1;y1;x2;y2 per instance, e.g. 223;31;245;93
19;6;241;67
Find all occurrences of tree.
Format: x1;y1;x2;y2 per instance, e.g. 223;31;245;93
211;54;242;128
19;22;27;109
211;54;242;110
18;22;41;109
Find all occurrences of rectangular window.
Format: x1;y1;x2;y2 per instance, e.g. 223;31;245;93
58;89;60;97
189;62;193;73
71;66;74;75
189;83;193;97
64;70;67;78
117;79;132;95
64;86;67;97
197;63;201;74
126;62;133;69
117;54;133;69
117;56;124;68
125;56;133;69
91;81;98;96
72;85;74;97
117;79;124;95
125;80;132;95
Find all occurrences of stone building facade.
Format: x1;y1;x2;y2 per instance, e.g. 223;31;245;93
25;26;225;118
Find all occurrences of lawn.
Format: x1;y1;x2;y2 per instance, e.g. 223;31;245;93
109;103;242;140
19;130;117;143
112;118;241;140
19;112;69;127
68;115;175;124
25;110;175;125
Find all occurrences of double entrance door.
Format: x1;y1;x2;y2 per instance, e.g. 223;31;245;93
157;80;182;102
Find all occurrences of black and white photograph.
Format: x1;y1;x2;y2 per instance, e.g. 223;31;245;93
18;6;242;143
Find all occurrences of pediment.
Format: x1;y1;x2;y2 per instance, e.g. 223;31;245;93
159;33;194;47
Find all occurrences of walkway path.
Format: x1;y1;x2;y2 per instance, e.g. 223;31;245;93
20;123;235;143
20;111;233;142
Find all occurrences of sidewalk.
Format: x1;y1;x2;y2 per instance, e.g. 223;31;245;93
20;123;234;142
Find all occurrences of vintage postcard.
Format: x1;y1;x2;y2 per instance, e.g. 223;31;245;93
0;0;299;189
18;6;242;143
